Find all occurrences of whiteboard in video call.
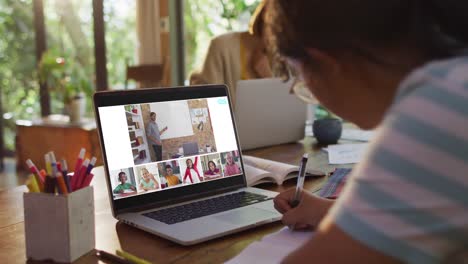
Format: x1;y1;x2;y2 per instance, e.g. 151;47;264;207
149;101;194;140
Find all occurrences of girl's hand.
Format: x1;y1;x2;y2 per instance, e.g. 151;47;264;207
274;188;335;229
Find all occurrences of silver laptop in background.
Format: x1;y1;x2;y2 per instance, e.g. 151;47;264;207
236;78;307;150
93;85;281;246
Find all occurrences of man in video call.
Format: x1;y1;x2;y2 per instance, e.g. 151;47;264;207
146;112;168;161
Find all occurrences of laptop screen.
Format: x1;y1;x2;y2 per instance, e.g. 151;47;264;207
97;93;244;202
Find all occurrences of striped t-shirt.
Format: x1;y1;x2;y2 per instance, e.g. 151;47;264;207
329;56;468;264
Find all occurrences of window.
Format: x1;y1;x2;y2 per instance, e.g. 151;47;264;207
184;0;260;80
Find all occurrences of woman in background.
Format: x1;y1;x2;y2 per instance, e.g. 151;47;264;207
189;0;272;105
266;0;468;263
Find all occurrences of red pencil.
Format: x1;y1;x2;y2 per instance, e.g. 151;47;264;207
81;173;94;188
78;157;96;189
70;148;86;190
26;159;44;192
72;158;89;191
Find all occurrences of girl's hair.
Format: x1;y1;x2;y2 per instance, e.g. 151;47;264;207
225;153;234;164
186;159;193;168
208;161;217;170
266;0;468;66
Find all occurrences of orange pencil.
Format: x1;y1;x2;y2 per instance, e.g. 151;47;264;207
56;172;69;195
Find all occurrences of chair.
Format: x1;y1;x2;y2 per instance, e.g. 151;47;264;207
125;57;171;89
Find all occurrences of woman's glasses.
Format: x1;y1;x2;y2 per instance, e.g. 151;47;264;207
289;78;318;104
276;58;318;104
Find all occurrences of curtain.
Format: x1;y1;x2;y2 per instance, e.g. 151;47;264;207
136;0;162;64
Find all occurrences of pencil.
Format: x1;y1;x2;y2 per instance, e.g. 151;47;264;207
116;249;152;264
26;174;40;193
61;159;71;192
25;159;44;192
96;250;133;264
56;172;69;195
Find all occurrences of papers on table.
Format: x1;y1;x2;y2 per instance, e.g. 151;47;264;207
324;143;368;165
341;129;374;142
225;227;313;264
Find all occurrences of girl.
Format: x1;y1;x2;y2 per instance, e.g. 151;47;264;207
266;1;468;263
224;152;241;176
183;157;203;184
139;168;159;191
204;160;221;179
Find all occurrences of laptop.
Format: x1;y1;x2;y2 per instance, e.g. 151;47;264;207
93;85;281;245
235;78;307;150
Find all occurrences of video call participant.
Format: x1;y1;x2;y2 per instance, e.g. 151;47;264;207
146;112;168;161
183;157;203;184
204;161;221;179
164;165;182;187
224;153;241;176
113;172;137;194
139;168;159;191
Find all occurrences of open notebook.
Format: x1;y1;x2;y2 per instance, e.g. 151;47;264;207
243;149;346;186
243;156;325;186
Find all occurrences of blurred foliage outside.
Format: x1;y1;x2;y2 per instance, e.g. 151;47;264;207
0;0;135;153
0;0;40;154
0;0;259;153
184;0;260;80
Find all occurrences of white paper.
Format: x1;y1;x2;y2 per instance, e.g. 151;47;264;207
225;227;313;264
341;129;374;142
327;143;368;164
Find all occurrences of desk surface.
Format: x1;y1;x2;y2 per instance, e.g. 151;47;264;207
0;138;327;264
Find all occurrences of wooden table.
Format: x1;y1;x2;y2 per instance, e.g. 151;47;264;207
0;138;327;264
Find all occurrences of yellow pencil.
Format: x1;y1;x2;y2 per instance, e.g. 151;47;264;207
116;249;152;264
45;153;52;175
26;174;40;193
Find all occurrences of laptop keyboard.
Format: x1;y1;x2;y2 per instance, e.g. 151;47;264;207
143;191;272;225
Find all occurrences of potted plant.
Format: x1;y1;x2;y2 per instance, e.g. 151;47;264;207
38;49;92;123
313;105;342;145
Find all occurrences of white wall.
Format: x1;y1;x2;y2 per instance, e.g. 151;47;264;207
149;101;194;139
208;97;238;152
98;106;135;170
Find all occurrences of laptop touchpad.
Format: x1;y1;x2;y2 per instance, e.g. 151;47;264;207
214;207;277;225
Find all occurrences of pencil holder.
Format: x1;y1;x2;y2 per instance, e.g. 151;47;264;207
23;186;95;263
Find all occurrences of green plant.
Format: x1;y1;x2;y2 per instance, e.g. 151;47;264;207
38;49;92;105
315;105;340;120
